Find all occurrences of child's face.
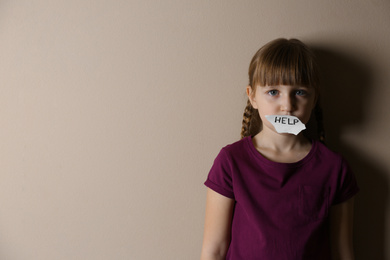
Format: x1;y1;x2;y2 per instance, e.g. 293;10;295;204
247;84;316;134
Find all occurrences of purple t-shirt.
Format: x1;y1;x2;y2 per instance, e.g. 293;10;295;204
204;136;359;260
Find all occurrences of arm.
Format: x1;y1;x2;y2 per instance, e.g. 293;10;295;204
330;197;356;260
200;188;235;260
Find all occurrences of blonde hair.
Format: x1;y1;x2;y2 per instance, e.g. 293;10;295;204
241;38;321;139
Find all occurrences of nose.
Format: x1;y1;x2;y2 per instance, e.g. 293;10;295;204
280;95;295;113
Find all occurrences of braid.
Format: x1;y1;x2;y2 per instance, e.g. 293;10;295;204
240;99;261;139
241;100;253;139
314;102;326;143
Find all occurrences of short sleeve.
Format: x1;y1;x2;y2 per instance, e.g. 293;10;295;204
333;158;360;205
204;148;235;199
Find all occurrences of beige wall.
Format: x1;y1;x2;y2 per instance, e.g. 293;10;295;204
0;1;389;259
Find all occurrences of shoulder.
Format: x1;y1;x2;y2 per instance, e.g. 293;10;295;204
220;136;252;155
312;140;355;180
216;137;252;166
313;140;344;163
206;138;253;199
306;140;354;177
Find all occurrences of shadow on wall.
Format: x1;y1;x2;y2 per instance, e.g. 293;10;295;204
310;45;389;260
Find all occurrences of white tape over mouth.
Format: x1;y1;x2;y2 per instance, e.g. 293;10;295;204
265;115;306;135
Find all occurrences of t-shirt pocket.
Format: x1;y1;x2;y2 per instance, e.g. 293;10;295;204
299;185;329;221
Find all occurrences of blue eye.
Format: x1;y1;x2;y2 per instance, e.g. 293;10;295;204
268;90;279;96
295;90;307;96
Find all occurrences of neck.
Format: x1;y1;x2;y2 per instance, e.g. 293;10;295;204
253;127;309;152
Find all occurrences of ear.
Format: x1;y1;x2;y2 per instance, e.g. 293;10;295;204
246;85;258;109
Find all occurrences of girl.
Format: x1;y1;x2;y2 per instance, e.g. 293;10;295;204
200;38;359;260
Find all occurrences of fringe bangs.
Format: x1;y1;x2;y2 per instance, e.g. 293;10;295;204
250;39;318;89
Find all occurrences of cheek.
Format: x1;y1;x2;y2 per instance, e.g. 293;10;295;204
308;94;317;108
256;104;273;119
300;109;314;124
301;98;316;111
